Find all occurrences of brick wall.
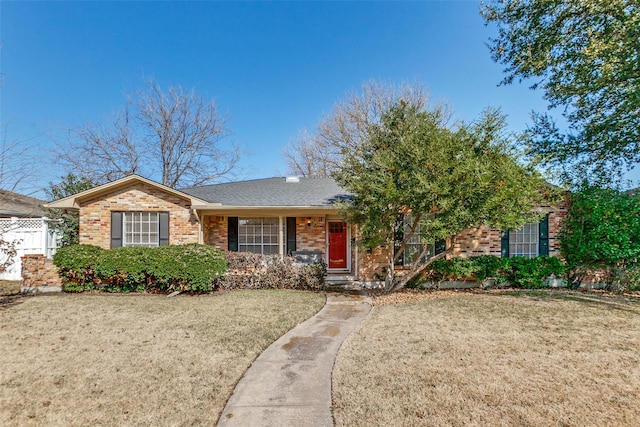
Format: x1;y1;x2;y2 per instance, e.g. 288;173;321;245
21;254;62;289
358;247;387;282
450;199;568;258
204;215;228;251
296;217;326;255
355;199;570;281
79;182;199;249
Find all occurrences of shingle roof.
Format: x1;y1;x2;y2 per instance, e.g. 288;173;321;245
0;189;47;217
181;177;351;207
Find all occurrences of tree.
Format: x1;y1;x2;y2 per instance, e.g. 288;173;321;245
482;0;640;183
0;123;39;195
559;185;640;292
334;101;553;293
282;80;440;177
44;174;96;247
58;78;241;188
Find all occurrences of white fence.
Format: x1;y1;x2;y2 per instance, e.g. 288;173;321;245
0;218;59;281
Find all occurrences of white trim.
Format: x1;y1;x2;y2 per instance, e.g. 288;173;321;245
326;219;351;272
44;174;209;209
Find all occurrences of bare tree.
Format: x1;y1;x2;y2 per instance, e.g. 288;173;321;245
58;107;139;184
58;78;240;188
0;122;39;195
283;80;449;177
282;130;339;178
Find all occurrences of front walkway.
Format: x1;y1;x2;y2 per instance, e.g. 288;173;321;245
217;292;371;427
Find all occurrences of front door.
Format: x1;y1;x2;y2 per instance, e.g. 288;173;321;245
328;221;348;269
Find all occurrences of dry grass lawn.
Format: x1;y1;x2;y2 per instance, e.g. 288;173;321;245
0;280;21;296
333;290;640;427
0;290;325;426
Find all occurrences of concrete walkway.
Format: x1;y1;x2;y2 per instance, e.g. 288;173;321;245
217;292;371;427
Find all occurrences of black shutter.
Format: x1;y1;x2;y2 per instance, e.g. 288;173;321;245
538;214;549;256
111;212;123;248
435;238;446;255
159;212;169;246
286;217;296;255
501;231;509;258
228;217;238;252
394;214;404;266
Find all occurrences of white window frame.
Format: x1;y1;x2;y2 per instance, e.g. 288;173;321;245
123;212;160;247
238;217;280;255
400;215;434;266
509;222;539;258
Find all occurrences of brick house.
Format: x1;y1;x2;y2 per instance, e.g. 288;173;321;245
45;174;567;286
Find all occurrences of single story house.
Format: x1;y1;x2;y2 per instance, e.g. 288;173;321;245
45;174;566;286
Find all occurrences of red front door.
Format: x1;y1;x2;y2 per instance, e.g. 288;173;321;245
328;221;347;269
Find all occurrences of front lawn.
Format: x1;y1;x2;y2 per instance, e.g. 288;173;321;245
333;290;640;426
0;290;325;425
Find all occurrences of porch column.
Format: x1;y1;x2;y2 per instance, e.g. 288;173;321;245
279;216;284;258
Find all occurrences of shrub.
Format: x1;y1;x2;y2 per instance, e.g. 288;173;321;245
217;252;326;290
54;244;226;293
420;255;565;289
560;185;640;291
500;256;565;289
53;244;104;291
473;255;503;281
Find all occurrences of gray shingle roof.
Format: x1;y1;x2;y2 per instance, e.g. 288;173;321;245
181;177;351;207
0;189;47;217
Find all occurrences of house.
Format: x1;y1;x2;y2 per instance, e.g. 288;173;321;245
44;174;567;287
0;190;59;281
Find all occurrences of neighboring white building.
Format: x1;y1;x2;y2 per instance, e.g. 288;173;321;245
0;190;59;281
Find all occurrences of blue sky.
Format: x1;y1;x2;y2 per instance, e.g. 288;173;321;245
1;1;637;196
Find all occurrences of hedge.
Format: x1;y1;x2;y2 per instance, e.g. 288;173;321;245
54;244;226;293
53;245;326;293
415;255;565;289
216;252;327;291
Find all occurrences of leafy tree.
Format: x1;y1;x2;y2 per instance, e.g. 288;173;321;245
482;0;640;182
559;185;640;291
334;100;553;292
44;174;96;247
58;78;241;188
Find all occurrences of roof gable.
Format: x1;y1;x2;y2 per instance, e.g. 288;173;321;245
45;175;209;209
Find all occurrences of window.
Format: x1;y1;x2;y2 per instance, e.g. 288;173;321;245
501;214;549;258
394;215;438;266
110;211;169;248
238;217;279;255
124;212;159;247
509;222;539;258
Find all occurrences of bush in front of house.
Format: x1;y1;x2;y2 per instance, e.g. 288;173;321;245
559;185;640;292
53;244;104;291
216;252;327;291
499;256;565;289
53;244;227;293
415;255;565;289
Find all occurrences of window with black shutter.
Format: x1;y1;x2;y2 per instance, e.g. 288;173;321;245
501;214;550;258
